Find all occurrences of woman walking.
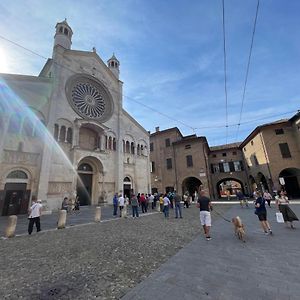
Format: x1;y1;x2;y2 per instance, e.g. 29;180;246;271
163;194;170;218
276;191;299;229
255;191;273;235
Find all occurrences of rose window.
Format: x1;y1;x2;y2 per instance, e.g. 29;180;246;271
66;75;113;122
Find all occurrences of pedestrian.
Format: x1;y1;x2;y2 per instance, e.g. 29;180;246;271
174;191;182;218
276;190;299;229
148;193;155;209
61;197;69;212
263;190;273;208
197;191;213;241
140;193;147;213
255;191;273;235
113;193;118;216
118;194;125;217
183;193;189;208
131;194;139;218
159;194;164;212
74;196;80;212
236;190;248;208
28;197;43;235
163;194;170;218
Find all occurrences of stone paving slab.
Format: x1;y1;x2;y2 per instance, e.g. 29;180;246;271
122;203;300;300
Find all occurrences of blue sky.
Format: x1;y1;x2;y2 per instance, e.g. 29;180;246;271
0;0;299;146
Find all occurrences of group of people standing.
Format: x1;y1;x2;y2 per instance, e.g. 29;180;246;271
253;189;299;235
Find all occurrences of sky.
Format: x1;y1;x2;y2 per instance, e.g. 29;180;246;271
0;0;299;146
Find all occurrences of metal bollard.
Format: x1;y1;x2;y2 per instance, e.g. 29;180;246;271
5;215;17;238
95;206;101;222
57;210;67;229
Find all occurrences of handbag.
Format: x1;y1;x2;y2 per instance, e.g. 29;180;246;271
276;212;284;223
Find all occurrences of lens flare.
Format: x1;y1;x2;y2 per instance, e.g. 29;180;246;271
0;77;90;204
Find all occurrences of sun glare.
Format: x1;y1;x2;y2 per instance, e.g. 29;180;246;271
0;47;8;73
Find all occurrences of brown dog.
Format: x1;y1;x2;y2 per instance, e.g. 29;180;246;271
232;216;246;242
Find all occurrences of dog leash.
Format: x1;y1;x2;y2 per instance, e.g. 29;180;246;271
212;208;231;223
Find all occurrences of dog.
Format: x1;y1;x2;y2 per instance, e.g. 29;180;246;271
231;216;246;242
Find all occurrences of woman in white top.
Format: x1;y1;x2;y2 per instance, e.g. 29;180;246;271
276;191;299;229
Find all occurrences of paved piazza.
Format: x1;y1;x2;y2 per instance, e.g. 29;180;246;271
1;203;300;299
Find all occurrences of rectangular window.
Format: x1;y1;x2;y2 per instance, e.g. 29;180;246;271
151;161;155;172
229;161;235;172
186;155;193;167
234;161;242;171
150;142;154;152
165;138;170;147
275;128;284;135
185;144;191;149
222;153;227;157
279;143;291;158
219;163;224;173
213;164;220;173
212;154;217;158
166;158;172;169
223;162;230;172
232;151;237;155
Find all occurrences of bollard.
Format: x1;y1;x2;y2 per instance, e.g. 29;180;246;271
157;203;161;212
5;215;17;238
57;210;67;229
95;206;101;222
122;204;127;218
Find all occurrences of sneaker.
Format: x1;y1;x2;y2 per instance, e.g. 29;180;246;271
268;230;273;235
206;236;212;241
264;231;269;235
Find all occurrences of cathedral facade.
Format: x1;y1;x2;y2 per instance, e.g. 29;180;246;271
0;20;150;215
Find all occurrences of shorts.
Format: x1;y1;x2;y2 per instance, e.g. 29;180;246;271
257;212;267;221
200;211;211;226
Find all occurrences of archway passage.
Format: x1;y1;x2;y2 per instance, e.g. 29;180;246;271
123;177;132;198
182;177;202;199
77;163;93;206
217;178;243;199
279;168;300;198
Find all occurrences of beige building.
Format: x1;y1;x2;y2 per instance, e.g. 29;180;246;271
240;112;300;198
0;20;150;216
150;127;210;198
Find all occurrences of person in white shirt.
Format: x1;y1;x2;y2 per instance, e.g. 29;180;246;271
28;197;43;235
118;194;125;217
163;194;170;218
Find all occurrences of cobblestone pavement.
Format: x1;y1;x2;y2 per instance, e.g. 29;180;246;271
0;205;230;300
123;203;300;300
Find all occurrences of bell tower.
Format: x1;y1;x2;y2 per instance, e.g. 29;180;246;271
53;19;73;55
107;54;120;79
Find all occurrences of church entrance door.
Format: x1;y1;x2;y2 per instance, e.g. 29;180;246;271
77;163;93;206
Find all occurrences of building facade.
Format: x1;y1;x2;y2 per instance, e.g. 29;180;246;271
0;20;150;215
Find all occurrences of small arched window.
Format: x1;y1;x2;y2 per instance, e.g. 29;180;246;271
131;142;135;154
137;144;140;155
8;114;21;134
22;117;34;136
67;127;73;143
64;28;68;35
108;137;112;150
59;26;63;33
123;140;125;152
59;125;66;142
113;138;116;151
54;124;59;141
7;170;28;179
126;141;130;153
124;177;131;182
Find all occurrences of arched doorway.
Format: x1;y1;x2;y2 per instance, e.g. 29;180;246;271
217;178;244;199
77;163;93;206
257;172;268;192
279;168;300;198
2;170;30;216
123;177;132;198
249;175;257;193
182;177;202;199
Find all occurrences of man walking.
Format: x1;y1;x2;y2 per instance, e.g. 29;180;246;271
174;191;182;218
197;191;212;241
118;193;125;217
28;197;43;235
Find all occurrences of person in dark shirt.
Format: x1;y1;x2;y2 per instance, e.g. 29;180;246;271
197;191;213;241
255;191;272;235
